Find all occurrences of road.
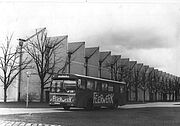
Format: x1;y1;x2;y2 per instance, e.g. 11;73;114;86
1;102;180;126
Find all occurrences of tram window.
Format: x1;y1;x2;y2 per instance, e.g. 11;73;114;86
51;87;55;92
94;81;97;90
120;86;124;93
56;81;63;92
51;81;57;92
87;80;94;90
77;79;81;87
102;83;108;91
108;84;114;92
78;79;86;89
95;81;101;91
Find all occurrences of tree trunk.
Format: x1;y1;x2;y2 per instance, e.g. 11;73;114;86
4;87;7;102
149;90;153;102
172;92;175;101
175;89;178;101
155;91;157;101
169;92;171;101
129;86;131;101
135;84;138;102
143;90;146;103
40;81;44;102
126;90;129;102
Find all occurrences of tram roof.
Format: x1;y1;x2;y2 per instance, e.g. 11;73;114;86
52;74;126;85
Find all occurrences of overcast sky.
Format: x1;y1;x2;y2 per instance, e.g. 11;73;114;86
0;0;180;76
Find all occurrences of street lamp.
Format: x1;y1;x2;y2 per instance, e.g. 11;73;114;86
18;39;26;102
26;71;31;108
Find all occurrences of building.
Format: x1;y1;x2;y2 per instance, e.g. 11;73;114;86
0;29;179;102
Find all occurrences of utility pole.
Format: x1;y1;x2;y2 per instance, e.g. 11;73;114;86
18;40;24;102
26;72;31;108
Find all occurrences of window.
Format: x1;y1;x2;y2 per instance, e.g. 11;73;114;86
94;81;97;90
102;83;108;91
50;80;76;93
78;79;86;89
77;79;81;87
51;81;58;92
64;80;76;93
119;85;125;93
108;84;114;92
87;80;94;90
95;81;101;91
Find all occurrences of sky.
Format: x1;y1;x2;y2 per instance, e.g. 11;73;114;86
0;0;180;76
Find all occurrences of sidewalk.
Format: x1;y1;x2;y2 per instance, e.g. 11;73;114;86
1;102;180;126
0;102;64;126
0;102;51;108
0;120;62;126
120;101;180;109
1;101;180;109
0;102;70;115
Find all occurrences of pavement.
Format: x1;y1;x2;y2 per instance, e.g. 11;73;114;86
0;102;50;108
0;102;65;126
1;102;180;126
1;101;180;115
0;120;62;126
120;101;180;109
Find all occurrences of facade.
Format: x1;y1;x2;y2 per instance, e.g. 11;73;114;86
85;47;99;77
67;42;85;75
0;30;180;102
0;78;18;102
99;51;111;79
19;35;68;102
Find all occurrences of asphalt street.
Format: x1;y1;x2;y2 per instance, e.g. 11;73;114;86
1;102;180;126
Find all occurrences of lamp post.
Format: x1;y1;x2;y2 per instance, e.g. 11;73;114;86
68;52;72;74
18;39;26;102
26;71;31;108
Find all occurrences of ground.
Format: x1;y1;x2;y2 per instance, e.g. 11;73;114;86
0;102;180;126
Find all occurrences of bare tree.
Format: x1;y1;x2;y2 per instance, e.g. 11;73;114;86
124;61;136;102
174;77;180;101
146;68;154;102
104;55;121;80
152;71;163;101
0;35;31;102
25;30;67;102
138;65;149;102
132;63;143;101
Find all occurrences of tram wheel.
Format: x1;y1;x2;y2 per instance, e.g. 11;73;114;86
63;106;70;110
114;103;118;109
113;101;119;109
85;99;93;110
110;100;118;109
94;106;101;110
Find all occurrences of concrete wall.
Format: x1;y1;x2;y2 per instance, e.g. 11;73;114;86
110;55;121;80
20;69;40;102
0;77;18;102
20;35;68;102
68;42;85;75
85;47;99;77
99;51;111;79
49;36;68;74
118;58;129;81
1;29;174;103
